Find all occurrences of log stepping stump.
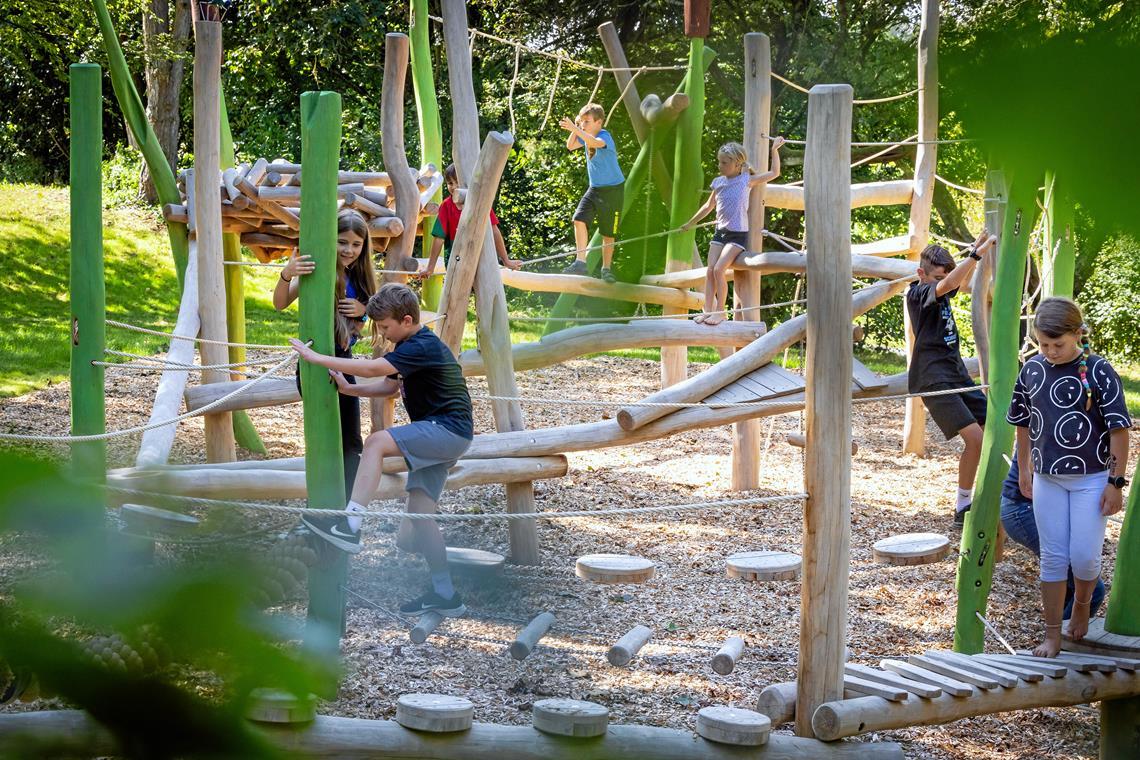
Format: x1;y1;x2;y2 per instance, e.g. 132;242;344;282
1063;618;1140;659
575;554;654;584
872;533;950;566
531;698;609;737
120;504;200;535
395;693;474;732
696;705;771;746
725;551;801;581
446;547;506;577
244;688;317;724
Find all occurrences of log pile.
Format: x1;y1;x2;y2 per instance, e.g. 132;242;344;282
161;159;443;263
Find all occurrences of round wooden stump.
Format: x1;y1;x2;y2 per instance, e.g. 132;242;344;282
120;504;200;535
446;547;506;576
244;688;317;724
1063;618;1140;658
532;698;609;737
725;551;801;581
575;554;655;584
395;693;474;733
872;533;950;566
696;705;771;746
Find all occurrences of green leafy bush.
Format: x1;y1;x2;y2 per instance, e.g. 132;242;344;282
1080;235;1140;359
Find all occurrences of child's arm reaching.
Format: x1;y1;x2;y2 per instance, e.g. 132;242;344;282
1016;427;1033;499
416;236;445;280
748;137;786;185
290;338;397;378
273;251;311;311
935;228;998;297
329;370;400;398
559;117;606;150
681;190;718;231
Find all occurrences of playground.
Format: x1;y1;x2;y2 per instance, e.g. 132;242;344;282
2;0;1140;758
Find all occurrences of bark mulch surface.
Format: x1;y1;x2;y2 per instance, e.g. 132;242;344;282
3;349;1137;759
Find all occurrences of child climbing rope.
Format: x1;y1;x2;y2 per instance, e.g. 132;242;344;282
559;103;624;282
906;230;997;525
1006;297;1131;657
416;164;519;277
274;208;378;498
290;283;474;619
680;138;785;325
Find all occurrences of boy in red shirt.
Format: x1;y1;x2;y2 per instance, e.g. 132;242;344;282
417;164;519;277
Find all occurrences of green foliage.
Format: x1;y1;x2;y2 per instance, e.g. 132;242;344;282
1080;235;1140;359
100;146;146;208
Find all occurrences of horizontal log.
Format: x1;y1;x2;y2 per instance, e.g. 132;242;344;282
787;433;857;455
345;192;397;218
0;711;905;759
240;233;298;249
369;217;406;237
162;203;188;224
106;456;568;502
640;249;915;289
257;183;366;202
851;235;912;257
812;668;1140;741
500;269;704;310
764;180;913;211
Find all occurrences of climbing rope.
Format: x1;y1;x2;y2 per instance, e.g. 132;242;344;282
505;298;804;324
518;220;717;268
507;43;522;135
101;349;281;371
538;56;562;132
106;319;292;351
781;136;975;148
0;352;299;442
935;174;986;196
770;72;919;105
605;67;647;126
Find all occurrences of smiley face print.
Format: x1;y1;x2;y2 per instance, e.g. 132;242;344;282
1049;376;1084;409
1049;455;1087;475
1022;361;1047;398
1090;357;1121;406
1055;411;1093;450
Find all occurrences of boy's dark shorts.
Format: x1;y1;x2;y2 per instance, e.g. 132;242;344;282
389;420;472;501
573;184;624;238
712;228;749;250
921;382;988;440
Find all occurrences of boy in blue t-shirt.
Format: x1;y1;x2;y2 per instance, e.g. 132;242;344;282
559;103;624;283
291;283;474;618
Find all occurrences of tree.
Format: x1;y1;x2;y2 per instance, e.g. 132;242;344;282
139;0;191;202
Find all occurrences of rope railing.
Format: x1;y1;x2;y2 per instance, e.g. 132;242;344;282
505;297;805;324
105;319;293;351
517;220;717;267
770;71;920;105
781;136;975;148
0;352;299;442
102;349;282;371
935;173;985;195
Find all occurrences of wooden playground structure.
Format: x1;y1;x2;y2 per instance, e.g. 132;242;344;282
2;0;1140;757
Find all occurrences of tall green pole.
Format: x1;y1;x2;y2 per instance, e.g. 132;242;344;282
90;0;189;287
220;95;267;455
664;37;706;278
298;91;348;654
69;63;106;491
1041;172;1076;299
953;176;1037;653
409;0;445;311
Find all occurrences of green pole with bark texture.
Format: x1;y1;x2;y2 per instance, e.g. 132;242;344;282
220;94;267;454
90;0;189;287
69;63;106;490
298;91;348;654
1041;171;1076;299
953;176;1037;653
410;0;445;311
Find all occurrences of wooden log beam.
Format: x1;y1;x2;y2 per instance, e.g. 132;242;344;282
764;180;912;211
192;20;235;463
381;33;419;269
500;269;704;311
236;177;301;230
616;277;906;432
795;83;854;738
0;711;905;759
641;250;914;289
106;456;568;502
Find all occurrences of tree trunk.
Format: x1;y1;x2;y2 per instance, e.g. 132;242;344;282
139;0;191;203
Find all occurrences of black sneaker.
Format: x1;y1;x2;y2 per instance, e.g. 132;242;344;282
954;503;971;527
302;513;362;554
600;267;617;284
399;590;467;618
562;259;588;276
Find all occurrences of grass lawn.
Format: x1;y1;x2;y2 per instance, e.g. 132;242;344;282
3;181;1139;418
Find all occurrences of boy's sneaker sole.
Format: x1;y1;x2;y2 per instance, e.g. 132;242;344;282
301;515;363;554
400;591;467;618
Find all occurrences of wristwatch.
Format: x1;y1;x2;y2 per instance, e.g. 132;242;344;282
1108;475;1128;489
964;248;982;261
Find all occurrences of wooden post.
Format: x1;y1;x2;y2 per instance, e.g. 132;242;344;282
732;32;772;491
441;0;538;565
661;37;706;388
410;0;445;311
193;20;236;463
902;0;940;456
298;90;348;652
796;83;853;737
381;33;419;269
1101;695;1140;759
91;0;189;286
69;63;106;490
952;177;1035;654
684;0;711;38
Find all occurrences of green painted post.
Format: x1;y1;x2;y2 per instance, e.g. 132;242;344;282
298;91;348;652
1105;460;1140;635
1041;172;1076;299
953;176;1037;653
410;0;445;311
220;94;267;454
69;63;106;490
90;0;189;287
665;38;706;276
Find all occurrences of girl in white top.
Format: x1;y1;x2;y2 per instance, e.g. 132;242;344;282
682;138;784;325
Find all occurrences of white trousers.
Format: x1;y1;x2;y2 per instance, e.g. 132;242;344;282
1032;470;1108;583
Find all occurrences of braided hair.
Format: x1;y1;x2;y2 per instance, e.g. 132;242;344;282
1034;297;1093;411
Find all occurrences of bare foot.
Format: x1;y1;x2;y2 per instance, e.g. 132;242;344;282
1067;600;1092;641
693;314;708;324
703;312;726;326
395;517;418;553
1033;626;1063;657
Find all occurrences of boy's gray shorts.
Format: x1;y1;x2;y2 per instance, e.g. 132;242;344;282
389;420;472;501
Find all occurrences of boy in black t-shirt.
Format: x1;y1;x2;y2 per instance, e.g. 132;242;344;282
291;283;474;618
906;229;997;524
